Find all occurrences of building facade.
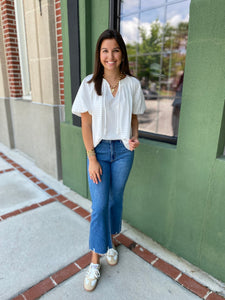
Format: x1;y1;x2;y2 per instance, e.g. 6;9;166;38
0;0;225;284
0;0;64;179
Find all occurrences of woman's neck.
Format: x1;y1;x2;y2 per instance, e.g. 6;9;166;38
103;69;121;81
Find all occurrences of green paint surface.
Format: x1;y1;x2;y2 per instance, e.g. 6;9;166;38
60;0;225;282
60;123;87;197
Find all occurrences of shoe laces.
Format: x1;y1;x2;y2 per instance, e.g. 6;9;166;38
107;248;118;257
86;264;100;279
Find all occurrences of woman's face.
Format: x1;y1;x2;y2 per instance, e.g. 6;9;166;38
100;38;122;73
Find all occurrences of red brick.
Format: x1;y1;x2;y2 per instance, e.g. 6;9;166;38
178;274;209;298
11;295;25;300
8;68;20;73
11;162;21;168
55;2;61;9
154;259;181;279
5;4;15;11
55;194;67;202
23;171;33;178
85;215;91;223
76;252;92;269
74;206;90;218
21;204;39;212
23;278;55;299
63;200;79;210
37;183;48;190
5;168;14;172
115;233;135;248
132;245;157;264
17;167;26;173
56;15;61;22
207;293;225;300
1;209;21;220
57;35;62;42
5;14;15;20
45;189;58;196
57;29;62;35
40;198;56;206
11;162;20;168
5;158;14;163
52;263;80;284
29;176;40;183
55;8;61;16
58;42;63;48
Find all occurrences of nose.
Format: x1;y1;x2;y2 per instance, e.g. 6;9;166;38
108;51;114;60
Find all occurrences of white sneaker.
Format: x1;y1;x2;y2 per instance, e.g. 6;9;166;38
106;248;118;266
84;263;100;292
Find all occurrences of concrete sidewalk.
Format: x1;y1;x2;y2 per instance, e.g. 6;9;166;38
0;142;224;300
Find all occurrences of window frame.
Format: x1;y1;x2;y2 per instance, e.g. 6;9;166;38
115;0;191;145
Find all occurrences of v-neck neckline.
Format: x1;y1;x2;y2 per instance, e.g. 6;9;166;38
103;75;126;98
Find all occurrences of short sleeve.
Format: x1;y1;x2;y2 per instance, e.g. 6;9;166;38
72;75;93;116
132;79;146;115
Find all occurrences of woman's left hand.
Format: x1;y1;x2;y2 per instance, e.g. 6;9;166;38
129;137;140;151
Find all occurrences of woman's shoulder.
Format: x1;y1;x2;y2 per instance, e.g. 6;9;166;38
124;75;141;88
125;75;140;84
82;74;93;83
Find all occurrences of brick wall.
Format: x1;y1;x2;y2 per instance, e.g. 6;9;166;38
0;0;22;98
55;0;65;106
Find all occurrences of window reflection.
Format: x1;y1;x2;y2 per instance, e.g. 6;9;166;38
121;0;139;16
120;0;190;139
141;0;165;10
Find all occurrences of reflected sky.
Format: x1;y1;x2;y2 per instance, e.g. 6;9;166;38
121;0;139;15
121;0;190;44
141;0;165;10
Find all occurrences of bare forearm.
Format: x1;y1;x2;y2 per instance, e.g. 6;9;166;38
131;114;139;138
81;112;97;163
81;122;94;151
81;112;102;183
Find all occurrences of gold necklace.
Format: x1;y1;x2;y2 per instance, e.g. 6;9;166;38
104;73;123;93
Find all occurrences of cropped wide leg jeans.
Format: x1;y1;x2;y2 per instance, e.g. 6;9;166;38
87;140;134;255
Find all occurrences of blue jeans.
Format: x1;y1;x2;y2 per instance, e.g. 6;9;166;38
87;140;134;254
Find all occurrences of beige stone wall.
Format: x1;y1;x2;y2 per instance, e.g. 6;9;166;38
0;8;9;98
23;0;59;104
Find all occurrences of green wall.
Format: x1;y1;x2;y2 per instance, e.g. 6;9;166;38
60;0;225;282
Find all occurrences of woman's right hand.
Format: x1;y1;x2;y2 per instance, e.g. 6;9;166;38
88;157;102;184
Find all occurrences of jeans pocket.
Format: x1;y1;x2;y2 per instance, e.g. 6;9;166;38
117;141;130;153
95;140;107;154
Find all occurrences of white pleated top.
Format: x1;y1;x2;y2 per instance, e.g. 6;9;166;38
72;74;146;150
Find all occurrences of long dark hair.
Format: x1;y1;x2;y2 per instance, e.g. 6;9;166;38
88;29;132;96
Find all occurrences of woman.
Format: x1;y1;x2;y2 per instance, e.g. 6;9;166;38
72;29;145;292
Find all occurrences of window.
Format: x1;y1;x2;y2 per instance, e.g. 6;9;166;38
120;0;190;143
14;0;31;98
